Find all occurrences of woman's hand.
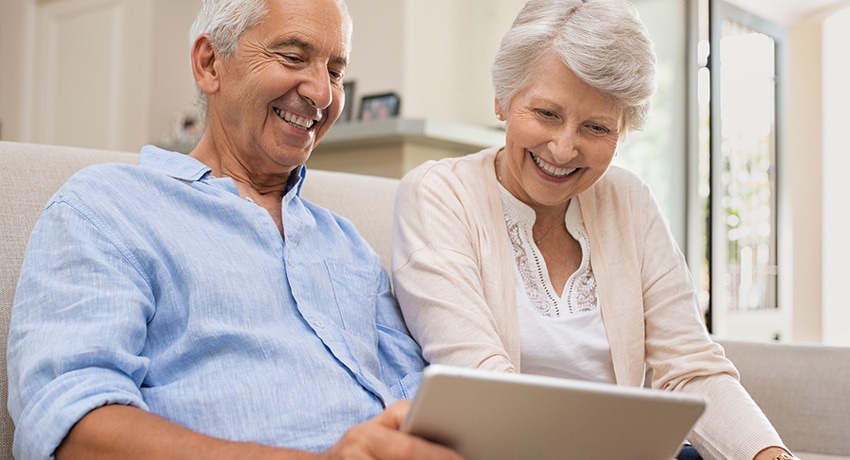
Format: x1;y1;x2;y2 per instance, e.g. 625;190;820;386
753;447;798;460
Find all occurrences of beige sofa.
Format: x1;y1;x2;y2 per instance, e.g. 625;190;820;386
1;140;848;459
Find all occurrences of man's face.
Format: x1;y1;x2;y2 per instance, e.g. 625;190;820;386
208;0;350;175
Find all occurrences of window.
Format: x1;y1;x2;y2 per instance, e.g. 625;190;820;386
621;0;787;339
703;0;786;338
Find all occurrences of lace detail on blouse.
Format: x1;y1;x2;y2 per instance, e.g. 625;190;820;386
506;219;560;316
500;188;599;317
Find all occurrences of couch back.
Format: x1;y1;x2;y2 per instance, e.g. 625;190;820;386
0;140;398;459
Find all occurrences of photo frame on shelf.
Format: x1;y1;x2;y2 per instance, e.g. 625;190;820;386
359;92;401;121
339;80;356;123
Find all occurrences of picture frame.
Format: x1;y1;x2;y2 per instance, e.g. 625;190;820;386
339;80;356;123
359;92;401;121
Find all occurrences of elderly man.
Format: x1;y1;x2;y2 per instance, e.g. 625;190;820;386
6;0;461;459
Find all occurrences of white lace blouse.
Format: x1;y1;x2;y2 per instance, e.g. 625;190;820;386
499;185;616;383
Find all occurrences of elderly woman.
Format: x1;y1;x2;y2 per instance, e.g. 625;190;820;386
392;0;796;459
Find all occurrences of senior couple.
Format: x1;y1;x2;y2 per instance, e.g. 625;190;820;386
6;0;796;459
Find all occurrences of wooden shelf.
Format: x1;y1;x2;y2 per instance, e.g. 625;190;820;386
307;118;505;178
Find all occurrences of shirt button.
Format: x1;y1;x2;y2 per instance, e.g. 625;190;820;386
287;258;295;267
314;320;325;329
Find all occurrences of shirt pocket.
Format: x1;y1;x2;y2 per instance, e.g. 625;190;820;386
389;370;422;400
324;260;378;340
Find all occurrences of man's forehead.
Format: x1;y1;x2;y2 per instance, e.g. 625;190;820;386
260;0;348;32
250;0;350;56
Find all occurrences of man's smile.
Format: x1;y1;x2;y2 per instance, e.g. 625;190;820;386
273;107;318;130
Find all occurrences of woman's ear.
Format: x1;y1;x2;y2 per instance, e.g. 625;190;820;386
191;35;220;96
494;98;506;121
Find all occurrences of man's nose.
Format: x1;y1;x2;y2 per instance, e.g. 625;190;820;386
299;65;333;110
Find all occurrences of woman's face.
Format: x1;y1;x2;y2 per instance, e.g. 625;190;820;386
496;55;623;213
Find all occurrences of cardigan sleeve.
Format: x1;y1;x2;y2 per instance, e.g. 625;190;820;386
593;168;785;460
391;150;520;371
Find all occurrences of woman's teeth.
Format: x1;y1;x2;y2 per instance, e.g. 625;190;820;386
273;108;315;130
531;152;577;178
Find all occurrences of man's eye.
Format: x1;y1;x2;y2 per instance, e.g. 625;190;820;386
279;54;304;64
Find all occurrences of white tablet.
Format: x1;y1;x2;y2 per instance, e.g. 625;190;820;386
402;364;706;460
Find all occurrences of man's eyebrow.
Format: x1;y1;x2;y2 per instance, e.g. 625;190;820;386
269;37;349;68
270;37;313;51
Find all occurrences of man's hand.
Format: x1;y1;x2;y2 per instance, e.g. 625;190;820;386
319;401;464;460
56;402;463;460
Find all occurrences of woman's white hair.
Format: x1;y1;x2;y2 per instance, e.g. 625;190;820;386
491;0;657;133
188;0;352;112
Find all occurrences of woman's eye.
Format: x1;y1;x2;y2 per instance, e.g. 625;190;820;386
587;124;610;135
536;109;557;119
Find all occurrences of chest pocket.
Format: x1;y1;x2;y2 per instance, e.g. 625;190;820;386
324;260;379;341
321;260;383;379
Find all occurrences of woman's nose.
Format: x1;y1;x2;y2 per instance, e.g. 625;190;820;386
547;129;579;164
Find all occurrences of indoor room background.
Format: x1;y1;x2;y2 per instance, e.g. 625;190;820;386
1;0;847;345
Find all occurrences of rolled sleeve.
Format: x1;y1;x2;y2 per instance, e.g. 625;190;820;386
8;199;153;459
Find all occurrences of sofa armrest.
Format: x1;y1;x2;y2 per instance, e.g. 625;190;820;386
717;339;850;458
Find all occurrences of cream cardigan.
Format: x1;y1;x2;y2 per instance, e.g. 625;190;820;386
392;147;785;460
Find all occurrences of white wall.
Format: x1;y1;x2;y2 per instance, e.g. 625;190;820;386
344;0;522;127
821;6;850;346
344;0;406;121
785;20;824;342
404;0;523;128
0;0;28;141
779;5;850;345
0;0;200;149
148;0;203;148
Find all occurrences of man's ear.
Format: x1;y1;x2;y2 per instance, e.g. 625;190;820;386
191;35;220;96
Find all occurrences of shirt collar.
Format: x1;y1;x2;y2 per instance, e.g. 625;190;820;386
138;144;308;196
139;145;211;182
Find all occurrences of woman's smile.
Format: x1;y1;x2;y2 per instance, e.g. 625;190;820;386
529;151;578;178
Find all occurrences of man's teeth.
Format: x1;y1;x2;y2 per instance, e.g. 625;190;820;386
531;152;576;178
274;108;315;129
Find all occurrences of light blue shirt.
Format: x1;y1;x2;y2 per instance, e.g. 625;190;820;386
7;146;425;459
